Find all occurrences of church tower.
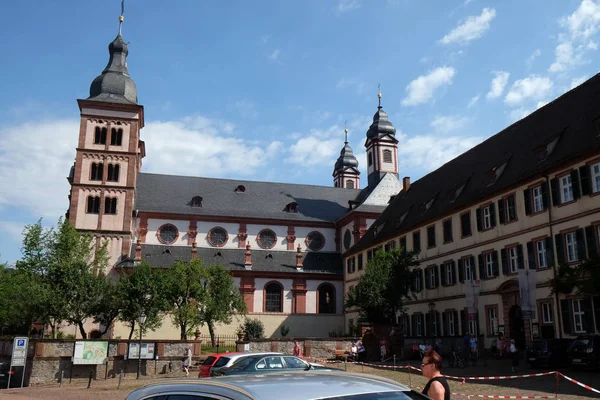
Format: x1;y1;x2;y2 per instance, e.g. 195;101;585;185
333;126;360;189
66;9;145;270
365;90;399;188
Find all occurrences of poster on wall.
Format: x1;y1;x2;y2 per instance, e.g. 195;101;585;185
465;279;481;315
128;342;156;360
73;341;108;365
518;269;537;319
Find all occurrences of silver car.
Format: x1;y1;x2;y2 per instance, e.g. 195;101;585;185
125;371;431;400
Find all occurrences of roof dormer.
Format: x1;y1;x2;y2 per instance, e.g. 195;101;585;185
191;196;203;207
284;202;298;213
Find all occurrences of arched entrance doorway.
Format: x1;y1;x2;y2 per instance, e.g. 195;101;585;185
508;305;526;350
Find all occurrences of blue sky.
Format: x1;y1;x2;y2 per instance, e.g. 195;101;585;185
1;0;600;264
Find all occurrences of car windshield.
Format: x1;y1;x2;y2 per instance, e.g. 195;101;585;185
227;356;259;371
572;339;591;347
213;357;231;368
319;391;423;400
202;356;216;366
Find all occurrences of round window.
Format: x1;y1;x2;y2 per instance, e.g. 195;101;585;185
306;231;325;251
158;224;179;244
208;227;228;247
257;229;277;249
343;229;352;250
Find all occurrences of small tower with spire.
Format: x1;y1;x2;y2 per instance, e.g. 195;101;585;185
365;87;399;188
333;123;360;189
66;1;145;272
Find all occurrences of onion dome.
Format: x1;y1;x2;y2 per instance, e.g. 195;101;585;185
366;91;396;139
334;127;359;172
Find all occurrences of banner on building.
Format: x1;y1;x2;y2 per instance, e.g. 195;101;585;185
518;268;537;319
465;279;481;315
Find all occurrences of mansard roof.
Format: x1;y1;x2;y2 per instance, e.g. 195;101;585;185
349;73;600;255
117;244;342;274
135;173;363;223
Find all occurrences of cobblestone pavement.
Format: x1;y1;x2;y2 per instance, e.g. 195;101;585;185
0;358;598;400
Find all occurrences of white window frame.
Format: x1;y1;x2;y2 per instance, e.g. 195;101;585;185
565;232;578;263
572;299;585;333
464;258;473;281
428;268;436;288
414;275;421;292
483;206;492;229
541;302;553;324
488;307;498;336
533;186;543;213
560;175;573;203
448;313;455;336
509;247;519;273
486;253;494;278
445;263;454;285
468;320;477;336
592;163;600;193
416;315;423;336
401;315;410;336
536;240;548;268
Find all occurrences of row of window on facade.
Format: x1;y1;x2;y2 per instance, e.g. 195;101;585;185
367;149;393;167
397;295;599;338
86;196;118;214
347;225;599;282
89;162;120;182
263;282;336;314
93;126;124;146
156;224;327;251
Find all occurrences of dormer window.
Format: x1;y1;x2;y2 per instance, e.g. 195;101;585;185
285;202;298;213
191;196;203;207
487;160;509;186
235;185;246;193
396;211;408;227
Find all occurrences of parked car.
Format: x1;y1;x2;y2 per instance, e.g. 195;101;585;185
199;352;243;377
567;335;600;369
0;363;23;389
526;339;571;368
211;354;339;376
126;370;431;400
208;352;283;377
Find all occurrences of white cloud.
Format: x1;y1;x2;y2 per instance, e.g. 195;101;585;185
268;49;281;62
401;67;456;106
571;75;589;88
549;41;576;72
336;0;360;14
486;71;510;100
430;115;469;133
439;8;496;45
526;49;541;68
504;75;553;106
396;133;484;171
467;95;480;108
464;0;475;5
561;0;600;39
508;107;533;122
285;125;346;167
0;221;27;243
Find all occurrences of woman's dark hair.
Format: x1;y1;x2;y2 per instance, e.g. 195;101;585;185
423;349;443;370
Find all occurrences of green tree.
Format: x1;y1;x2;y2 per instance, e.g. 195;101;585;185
345;248;420;325
243;318;265;339
163;259;207;340
91;277;122;337
197;264;247;346
550;257;600;296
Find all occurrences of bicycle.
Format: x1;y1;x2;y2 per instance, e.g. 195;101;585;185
450;349;466;368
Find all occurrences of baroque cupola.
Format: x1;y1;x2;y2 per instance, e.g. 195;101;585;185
365;89;399;188
333;125;360;189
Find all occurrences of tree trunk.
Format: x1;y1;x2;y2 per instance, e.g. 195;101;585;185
77;321;87;339
128;321;135;340
180;323;187;340
50;321;57;339
208;322;216;347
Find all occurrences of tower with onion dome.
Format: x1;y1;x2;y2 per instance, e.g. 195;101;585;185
333;125;360;189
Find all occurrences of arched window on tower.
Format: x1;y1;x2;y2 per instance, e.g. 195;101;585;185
110;128;123;146
317;283;336;314
346;180;354;189
368;152;373;166
264;282;283;312
94;127;107;145
86;196;100;214
107;164;120;182
383;149;392;163
90;162;104;181
104;197;117;214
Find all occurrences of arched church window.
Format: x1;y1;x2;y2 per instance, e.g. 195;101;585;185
110;128;123;146
86;196;100;214
264;282;283;312
368;152;373;166
305;231;325;251
104;197;117;214
207;227;228;247
94;127;107;145
158;224;179;244
90;162;104;181
257;229;277;249
343;229;352;251
317;283;336;314
383;149;392;163
107;164;120;182
346;180;354;189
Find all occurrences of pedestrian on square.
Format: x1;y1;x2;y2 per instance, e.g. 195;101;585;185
182;347;192;377
421;350;451;400
293;340;303;358
509;339;519;372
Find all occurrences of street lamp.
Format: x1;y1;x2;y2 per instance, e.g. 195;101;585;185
137;313;147;379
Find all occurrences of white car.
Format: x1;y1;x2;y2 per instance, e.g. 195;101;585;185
208;352;283;376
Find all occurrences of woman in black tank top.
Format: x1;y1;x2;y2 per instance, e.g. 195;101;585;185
421;349;451;400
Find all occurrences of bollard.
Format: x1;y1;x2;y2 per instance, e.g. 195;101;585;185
344;355;347;371
118;369;123;390
393;355;396;372
87;370;93;389
59;370;64;387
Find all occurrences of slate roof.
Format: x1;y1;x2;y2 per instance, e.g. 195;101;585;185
135;173;362;223
117;244;342;274
349;73;600;255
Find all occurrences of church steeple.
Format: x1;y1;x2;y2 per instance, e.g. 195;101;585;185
365;88;399;188
88;1;138;104
333;123;360;189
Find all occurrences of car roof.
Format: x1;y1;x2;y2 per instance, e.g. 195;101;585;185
211;352;243;359
127;371;411;400
225;352;283;360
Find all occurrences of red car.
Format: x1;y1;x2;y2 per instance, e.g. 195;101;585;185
199;352;242;377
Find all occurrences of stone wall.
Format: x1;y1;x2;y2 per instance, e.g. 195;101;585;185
239;338;359;360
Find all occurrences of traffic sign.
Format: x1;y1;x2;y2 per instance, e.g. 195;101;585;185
8;336;28;389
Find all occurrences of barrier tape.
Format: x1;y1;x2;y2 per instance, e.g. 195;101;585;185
442;371;556;381
557;372;600;395
414;387;550;399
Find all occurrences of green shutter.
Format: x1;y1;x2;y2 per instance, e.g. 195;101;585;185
551;178;560;206
490;203;497;227
492;250;499;276
571;170;581;199
527;241;535;269
478;254;484;279
579;165;591;196
524;189;531;215
582;297;594;333
555;233;565;265
560;299;572;334
517;245;524;270
501;248;508;275
585;225;598;259
545;237;554;267
576;229;586;261
541;181;549;210
471;256;477;280
498;199;506;224
458;259;464;283
476;208;482;231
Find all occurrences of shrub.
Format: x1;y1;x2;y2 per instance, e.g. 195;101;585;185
243;318;265;339
279;324;290;337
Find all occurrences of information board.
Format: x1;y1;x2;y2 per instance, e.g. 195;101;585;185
128;342;156;360
73;341;108;365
